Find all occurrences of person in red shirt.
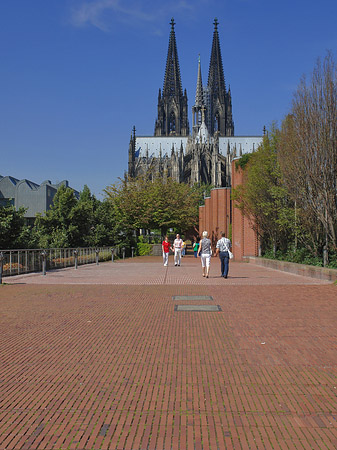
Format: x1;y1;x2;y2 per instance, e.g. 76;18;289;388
162;236;173;266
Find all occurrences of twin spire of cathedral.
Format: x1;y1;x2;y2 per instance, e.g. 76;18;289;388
154;18;189;137
162;18;183;99
154;18;234;138
208;18;226;104
194;55;204;108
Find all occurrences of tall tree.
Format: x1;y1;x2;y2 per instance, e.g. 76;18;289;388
71;185;101;247
232;128;295;255
33;185;78;248
104;176;200;236
279;52;337;258
0;204;28;249
33;185;116;248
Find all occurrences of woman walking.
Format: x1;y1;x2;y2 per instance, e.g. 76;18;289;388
197;231;212;278
162;236;173;267
192;237;199;257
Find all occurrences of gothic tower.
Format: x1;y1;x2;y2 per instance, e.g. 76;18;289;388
192;55;205;138
154;19;189;137
206;18;234;136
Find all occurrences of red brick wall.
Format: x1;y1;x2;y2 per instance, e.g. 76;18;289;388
198;188;231;247
231;161;259;260
199;205;205;237
198;161;259;260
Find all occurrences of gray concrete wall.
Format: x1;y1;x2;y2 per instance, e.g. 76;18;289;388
0;176;78;218
151;244;162;256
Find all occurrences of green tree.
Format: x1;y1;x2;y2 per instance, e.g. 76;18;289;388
105;176;151;232
89;199;116;247
71;185;100;246
32;185;116;248
33;185;79;248
146;177;200;235
104;175;201;237
0;203;29;249
232;127;295;255
279;52;337;262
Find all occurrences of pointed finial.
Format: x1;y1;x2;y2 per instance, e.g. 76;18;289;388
170;18;175;29
263;125;266;135
214;18;218;29
198;53;200;63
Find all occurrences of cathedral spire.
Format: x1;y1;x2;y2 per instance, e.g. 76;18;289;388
195;55;204;107
192;55;205;136
162;18;183;98
206;18;234;136
207;18;226;101
154;19;189;137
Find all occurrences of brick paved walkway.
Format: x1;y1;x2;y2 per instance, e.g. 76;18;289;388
1;256;337;449
5;255;332;286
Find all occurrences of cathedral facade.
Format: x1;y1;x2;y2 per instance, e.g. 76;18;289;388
128;18;262;188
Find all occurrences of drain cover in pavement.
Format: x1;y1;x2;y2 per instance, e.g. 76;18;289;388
173;295;213;301
174;305;222;312
99;424;109;436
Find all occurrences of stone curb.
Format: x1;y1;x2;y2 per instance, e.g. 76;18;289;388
244;255;337;282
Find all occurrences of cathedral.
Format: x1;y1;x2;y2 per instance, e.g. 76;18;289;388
128;18;262;187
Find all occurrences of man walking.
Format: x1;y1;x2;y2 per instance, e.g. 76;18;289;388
215;232;232;278
173;233;183;266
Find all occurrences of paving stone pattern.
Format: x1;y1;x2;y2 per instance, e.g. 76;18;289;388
0;256;337;449
6;256;331;286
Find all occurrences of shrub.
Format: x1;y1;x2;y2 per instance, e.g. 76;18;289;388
137;236;152;256
137;242;152;256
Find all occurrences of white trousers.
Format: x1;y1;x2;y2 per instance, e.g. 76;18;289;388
174;249;182;265
163;252;169;266
201;254;211;268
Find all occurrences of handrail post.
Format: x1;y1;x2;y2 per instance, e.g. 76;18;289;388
111;248;114;262
122;247;125;260
74;249;78;269
0;252;4;284
95;249;99;265
41;250;47;276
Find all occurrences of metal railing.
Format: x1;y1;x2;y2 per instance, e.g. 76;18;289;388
0;247;116;281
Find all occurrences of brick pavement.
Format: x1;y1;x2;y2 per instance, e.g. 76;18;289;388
0;256;337;449
5;255;332;286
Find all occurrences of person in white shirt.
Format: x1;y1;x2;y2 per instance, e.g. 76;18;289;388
173;233;183;266
215;232;232;278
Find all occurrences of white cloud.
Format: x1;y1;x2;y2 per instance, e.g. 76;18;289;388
69;0;208;32
70;0;126;31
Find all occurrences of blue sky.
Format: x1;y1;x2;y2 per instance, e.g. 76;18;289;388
1;0;337;197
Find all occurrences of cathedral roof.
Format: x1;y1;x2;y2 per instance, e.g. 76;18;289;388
134;136;262;159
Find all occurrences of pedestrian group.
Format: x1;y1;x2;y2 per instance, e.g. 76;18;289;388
161;231;232;278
